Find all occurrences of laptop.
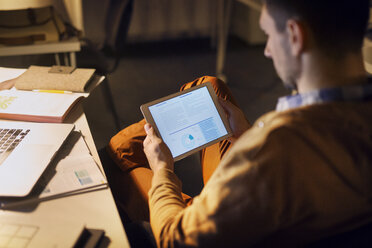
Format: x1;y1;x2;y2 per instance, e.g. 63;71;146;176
0;121;74;197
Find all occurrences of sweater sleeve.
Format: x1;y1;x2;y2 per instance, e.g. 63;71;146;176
147;114;364;247
148;168;188;247
148;125;294;247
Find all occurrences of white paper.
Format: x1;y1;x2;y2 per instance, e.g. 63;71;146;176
0;90;83;121
39;155;107;198
0;67;26;83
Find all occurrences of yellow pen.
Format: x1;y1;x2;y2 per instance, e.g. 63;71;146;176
32;89;73;94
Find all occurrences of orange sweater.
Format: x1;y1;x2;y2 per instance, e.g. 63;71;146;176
149;101;372;247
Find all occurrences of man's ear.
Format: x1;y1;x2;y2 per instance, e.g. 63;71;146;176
286;19;306;56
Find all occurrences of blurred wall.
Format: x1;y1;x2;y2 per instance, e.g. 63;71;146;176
127;0;214;42
82;0;264;46
83;0;214;46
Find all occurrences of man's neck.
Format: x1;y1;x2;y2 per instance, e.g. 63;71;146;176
297;51;367;93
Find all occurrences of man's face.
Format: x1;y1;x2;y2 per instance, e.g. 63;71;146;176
259;5;299;90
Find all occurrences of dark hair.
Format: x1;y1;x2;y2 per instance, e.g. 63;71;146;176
263;0;370;58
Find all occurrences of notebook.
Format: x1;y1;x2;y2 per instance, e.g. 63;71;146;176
0;121;74;197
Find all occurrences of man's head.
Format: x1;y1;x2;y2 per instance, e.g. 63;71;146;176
259;0;370;90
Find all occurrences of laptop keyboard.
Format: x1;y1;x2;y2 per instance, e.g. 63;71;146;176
0;128;30;166
0;223;39;248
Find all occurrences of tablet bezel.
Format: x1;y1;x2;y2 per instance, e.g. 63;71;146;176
140;82;232;161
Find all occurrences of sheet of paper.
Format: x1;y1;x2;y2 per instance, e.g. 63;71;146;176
39;154;107;198
0;67;26;83
37;132;107;198
0;90;82;117
57;130;92;157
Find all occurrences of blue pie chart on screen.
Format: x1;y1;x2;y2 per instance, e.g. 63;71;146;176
182;134;195;149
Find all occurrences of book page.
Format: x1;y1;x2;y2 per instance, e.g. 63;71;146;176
0;67;26;82
0;90;82;121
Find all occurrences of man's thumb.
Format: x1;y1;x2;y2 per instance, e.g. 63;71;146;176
144;123;152;134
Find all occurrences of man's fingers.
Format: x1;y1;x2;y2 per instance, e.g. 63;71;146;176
145;123;158;137
218;97;234;114
144;123;157;139
143;135;150;146
144;123;152;133
143;124;153;147
218;97;228;108
144;123;162;144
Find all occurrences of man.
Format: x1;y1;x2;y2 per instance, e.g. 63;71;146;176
107;0;372;246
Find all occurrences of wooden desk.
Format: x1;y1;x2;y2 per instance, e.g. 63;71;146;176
0;104;130;247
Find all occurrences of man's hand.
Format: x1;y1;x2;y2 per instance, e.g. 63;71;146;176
143;123;174;173
219;98;251;143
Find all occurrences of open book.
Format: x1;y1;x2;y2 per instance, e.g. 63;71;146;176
0;89;84;123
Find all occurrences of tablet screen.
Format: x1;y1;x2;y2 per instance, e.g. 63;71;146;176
144;84;231;160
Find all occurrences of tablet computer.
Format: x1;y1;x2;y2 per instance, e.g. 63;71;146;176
140;82;232;161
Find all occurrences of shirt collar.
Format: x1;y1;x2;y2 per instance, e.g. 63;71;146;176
276;79;372;112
